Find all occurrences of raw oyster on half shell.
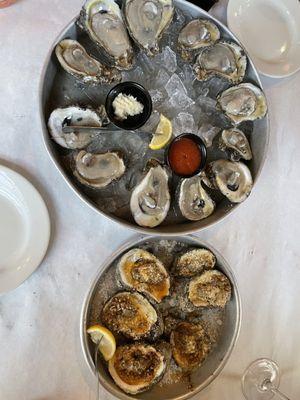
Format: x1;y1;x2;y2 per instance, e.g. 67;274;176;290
219;128;252;161
108;343;166;394
170;321;212;370
81;0;134;69
188;270;231;308
178;19;220;61
173;248;216;278
193;41;247;83
217;83;267;123
74;150;125;188
124;0;174;56
118;248;170;303
48;106;106;149
55;39;121;84
178;176;215;221
101;291;162;340
206;159;253;203
130;163;170;228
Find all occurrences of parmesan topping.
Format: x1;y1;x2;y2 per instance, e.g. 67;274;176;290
112;93;144;120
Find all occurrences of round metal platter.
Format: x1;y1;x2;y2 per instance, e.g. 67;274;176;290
80;235;241;400
40;0;269;235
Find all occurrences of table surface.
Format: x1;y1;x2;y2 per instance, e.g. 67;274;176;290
1;1;300;399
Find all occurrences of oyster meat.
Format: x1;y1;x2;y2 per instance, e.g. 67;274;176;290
108;343;166;394
74;150;125;188
194;41;247;83
81;0;134;69
219;128;252;161
173;248;216;278
170;321;211;370
178;19;220;61
206;159;253;203
217;83;268;123
48;106;105;149
130;163;170;228
124;0;174;56
178;176;215;221
101;291;162;340
118;248;170;303
188;270;231;308
55;39;121;84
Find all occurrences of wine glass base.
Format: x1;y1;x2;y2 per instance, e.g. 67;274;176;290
242;358;280;400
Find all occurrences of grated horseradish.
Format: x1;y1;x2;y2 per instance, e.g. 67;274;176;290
112;93;144;120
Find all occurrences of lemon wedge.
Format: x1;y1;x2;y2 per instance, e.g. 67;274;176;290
87;325;116;361
149;114;173;150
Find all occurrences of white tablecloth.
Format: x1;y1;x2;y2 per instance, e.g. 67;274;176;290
1;1;300;399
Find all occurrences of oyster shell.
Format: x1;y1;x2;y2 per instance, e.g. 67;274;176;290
101;291;162;340
206;159;253;203
108;343;166;394
217;83;268;123
48;106;105;149
178;19;220;61
130;163;170;228
74;150;125;188
178;176;215;221
188;270;231;308
194;41;247;83
170;321;212;370
124;0;174;56
55;39;121;84
81;0;134;69
173;248;216;277
118;248;170;303
219;128;252;161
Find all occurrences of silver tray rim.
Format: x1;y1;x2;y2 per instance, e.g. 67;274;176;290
39;0;270;236
79;234;242;400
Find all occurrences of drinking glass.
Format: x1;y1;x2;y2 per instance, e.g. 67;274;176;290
242;359;291;400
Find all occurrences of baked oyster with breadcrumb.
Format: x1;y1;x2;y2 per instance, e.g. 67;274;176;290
118;248;170;303
173;248;216;277
170;321;212;370
188;270;231;308
101;291;163;340
109;343;166;394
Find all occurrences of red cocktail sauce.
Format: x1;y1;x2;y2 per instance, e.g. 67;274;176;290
168;137;202;176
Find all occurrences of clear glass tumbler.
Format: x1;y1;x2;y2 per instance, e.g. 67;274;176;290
0;0;16;8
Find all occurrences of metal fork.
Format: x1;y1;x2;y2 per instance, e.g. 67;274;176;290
94;336;103;400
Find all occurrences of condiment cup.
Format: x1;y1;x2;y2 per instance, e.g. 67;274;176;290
166;133;207;178
105;81;153;130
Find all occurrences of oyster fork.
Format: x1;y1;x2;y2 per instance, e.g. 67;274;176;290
93;335;103;400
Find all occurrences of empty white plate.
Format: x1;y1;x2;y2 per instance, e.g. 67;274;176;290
227;0;300;78
0;166;50;294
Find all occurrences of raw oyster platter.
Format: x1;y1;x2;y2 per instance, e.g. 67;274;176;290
41;0;269;234
81;236;241;399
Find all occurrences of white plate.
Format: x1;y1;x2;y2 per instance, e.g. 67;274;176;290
0;166;50;294
227;0;300;78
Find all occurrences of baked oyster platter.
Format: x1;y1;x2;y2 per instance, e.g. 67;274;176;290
40;0;269;234
81;235;241;399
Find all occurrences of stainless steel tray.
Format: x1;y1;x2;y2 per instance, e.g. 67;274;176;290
40;0;269;235
80;235;241;400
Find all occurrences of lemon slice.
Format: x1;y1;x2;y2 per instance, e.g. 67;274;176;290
149;114;173;150
87;325;116;361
